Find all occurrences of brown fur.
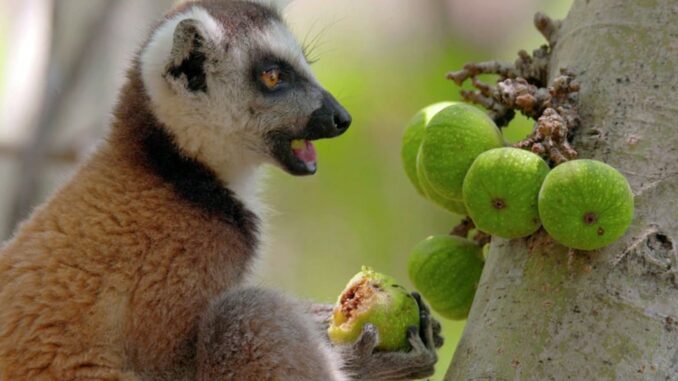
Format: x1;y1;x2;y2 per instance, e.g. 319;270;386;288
0;57;257;379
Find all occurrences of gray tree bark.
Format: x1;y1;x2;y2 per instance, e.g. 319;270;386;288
445;1;678;380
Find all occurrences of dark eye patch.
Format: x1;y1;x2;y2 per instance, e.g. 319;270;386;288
251;54;303;94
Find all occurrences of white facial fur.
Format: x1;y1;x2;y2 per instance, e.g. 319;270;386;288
140;5;318;215
253;21;317;87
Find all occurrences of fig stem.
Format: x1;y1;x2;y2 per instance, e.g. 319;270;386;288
450;217;492;248
473;231;492;246
450;217;475;239
447;34;581;166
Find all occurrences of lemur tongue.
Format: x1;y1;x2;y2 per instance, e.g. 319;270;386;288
291;139;317;170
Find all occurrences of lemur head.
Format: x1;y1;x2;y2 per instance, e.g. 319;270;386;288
139;0;351;179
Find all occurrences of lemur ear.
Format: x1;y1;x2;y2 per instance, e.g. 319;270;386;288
165;19;214;93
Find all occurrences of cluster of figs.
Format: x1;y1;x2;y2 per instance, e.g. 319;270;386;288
403;102;634;320
324;101;634;351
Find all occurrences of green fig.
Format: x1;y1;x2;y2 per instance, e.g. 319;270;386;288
538;159;634;250
463;147;550;239
401;102;456;196
418;103;504;201
416;148;467;215
408;235;484;320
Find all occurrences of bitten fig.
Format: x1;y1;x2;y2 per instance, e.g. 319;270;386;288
328;267;420;351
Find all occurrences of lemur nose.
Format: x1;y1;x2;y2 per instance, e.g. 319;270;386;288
334;106;352;133
323;91;351;133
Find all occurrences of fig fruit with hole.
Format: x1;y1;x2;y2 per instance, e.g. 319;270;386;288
327;267;420;351
418;103;504;201
463;147;550;239
538;159;634;250
408;235;484;320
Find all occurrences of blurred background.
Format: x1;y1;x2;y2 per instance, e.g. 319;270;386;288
0;0;571;378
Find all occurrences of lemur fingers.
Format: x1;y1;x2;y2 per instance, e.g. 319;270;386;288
412;292;444;350
431;319;443;348
353;323;380;358
338;294;442;380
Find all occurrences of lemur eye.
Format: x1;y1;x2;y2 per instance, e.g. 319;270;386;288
260;67;282;89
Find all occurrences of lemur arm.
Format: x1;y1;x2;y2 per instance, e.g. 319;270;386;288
310;293;444;381
196;289;441;381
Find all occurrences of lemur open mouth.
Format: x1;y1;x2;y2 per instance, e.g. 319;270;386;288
269;92;351;176
269;127;345;176
290;139;317;173
269;134;323;176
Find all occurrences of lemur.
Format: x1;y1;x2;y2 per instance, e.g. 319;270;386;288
0;1;442;380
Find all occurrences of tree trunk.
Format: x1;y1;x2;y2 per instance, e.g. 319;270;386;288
445;1;678;380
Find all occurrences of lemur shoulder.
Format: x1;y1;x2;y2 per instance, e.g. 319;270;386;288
0;1;442;380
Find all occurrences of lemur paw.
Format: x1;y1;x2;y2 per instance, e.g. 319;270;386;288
412;292;444;351
340;292;444;381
